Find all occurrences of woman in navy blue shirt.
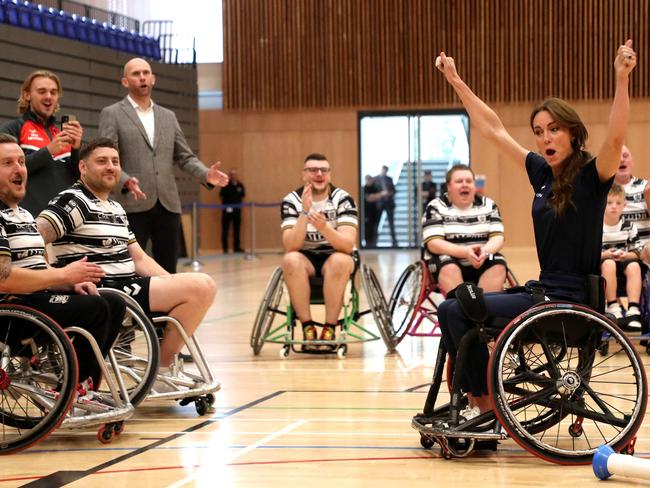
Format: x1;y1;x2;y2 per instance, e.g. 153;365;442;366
434;41;637;420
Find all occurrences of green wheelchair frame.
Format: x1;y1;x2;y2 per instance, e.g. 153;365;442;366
250;256;394;358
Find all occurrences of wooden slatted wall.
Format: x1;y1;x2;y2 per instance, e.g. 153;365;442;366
223;0;649;110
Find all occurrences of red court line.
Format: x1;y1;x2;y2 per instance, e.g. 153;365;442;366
2;452;535;482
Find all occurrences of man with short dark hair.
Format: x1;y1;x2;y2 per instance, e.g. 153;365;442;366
220;170;246;253
0;70;83;215
281;153;358;345
0;133;125;393
375;164;398;246
37;138;217;386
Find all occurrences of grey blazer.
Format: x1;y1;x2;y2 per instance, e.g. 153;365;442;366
98;97;208;214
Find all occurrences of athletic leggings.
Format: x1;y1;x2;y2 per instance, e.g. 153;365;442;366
437;291;534;396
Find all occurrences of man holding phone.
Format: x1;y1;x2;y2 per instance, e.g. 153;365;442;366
0;70;83;215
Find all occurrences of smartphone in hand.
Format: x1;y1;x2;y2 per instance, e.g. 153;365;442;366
60;114;77;130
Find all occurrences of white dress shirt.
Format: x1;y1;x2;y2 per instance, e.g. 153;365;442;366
127;95;155;146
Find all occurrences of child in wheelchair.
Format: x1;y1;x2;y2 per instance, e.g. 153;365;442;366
601;184;644;331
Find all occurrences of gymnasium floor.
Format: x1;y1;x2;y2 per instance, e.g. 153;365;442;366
1;248;649;487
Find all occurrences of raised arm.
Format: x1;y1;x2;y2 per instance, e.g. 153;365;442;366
596;40;637;182
435;52;528;167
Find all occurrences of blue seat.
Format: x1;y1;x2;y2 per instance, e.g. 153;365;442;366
51;8;65;37
41;7;56;35
29;3;43;31
74;14;88;43
5;0;19;26
17;0;30;29
0;0;6;24
144;36;161;60
96;20;108;47
116;26;127;51
106;23;118;50
86;17;99;45
134;32;146;56
63;11;75;39
125;29;138;53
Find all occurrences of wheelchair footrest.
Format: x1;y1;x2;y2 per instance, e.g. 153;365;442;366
412;415;507;441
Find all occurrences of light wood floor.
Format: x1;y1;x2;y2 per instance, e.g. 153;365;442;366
2;248;649;487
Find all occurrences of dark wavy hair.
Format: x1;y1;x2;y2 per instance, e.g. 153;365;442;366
530;98;592;216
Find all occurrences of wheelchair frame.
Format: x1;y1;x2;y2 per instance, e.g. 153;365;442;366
411;302;647;464
250;261;394;358
0;304;135;454
387;258;518;349
99;288;220;416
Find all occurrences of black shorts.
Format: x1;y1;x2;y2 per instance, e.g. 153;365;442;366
300;251;332;277
101;276;152;314
429;253;508;284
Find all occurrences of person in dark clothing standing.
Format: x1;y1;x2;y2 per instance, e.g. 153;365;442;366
421;170;437;211
0;70;83;215
376;165;398;246
220;170;246;253
363;175;381;247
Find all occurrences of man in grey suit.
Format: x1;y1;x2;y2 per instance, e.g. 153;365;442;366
98;58;228;273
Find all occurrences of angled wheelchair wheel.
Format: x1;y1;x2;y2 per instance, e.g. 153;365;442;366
251;267;284;355
489;304;647;465
0;305;78;455
361;264;395;351
388;262;423;347
98;288;160;407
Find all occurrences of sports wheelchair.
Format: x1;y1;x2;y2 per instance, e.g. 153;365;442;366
97;288;220;415
0;304;134;454
250;253;394;357
387;255;518;350
411;284;647;465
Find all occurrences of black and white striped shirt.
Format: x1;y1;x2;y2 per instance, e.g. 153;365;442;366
602;218;642;254
622;177;650;244
422;194;504;262
38;182;137;279
281;185;358;254
0;204;47;269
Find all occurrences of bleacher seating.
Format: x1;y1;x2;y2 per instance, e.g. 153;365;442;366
0;0;162;60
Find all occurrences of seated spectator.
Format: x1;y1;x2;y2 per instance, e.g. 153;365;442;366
0;133;125;396
601;184;643;330
280;153;358;346
615;145;650;262
36;138;216;387
423;164;507;293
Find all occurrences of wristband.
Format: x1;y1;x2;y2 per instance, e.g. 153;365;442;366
301;210;310;216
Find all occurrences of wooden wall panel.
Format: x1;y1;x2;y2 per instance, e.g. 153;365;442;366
223;0;649;110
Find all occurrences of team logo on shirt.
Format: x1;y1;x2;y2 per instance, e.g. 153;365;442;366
49;295;70;304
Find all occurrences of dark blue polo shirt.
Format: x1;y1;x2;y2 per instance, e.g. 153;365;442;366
526;152;613;300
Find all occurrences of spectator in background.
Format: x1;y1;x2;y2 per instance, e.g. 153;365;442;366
421;170;437;211
98;57;228;273
376;165;398;246
0;70;82;215
220;170;246;253
614;145;650;262
363;175;381;247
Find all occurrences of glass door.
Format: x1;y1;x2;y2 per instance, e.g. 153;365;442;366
359;111;470;248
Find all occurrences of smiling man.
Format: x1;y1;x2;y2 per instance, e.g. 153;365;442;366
37;138;217;389
280;153;358;346
0;70;83;215
423;164;507;293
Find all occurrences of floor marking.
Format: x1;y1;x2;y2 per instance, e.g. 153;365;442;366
166;419;307;488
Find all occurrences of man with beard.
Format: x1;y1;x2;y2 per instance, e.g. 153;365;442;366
280;153;358;345
0;133;125;395
37;138;216;390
